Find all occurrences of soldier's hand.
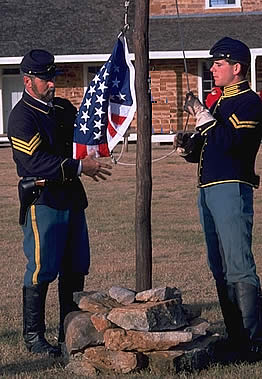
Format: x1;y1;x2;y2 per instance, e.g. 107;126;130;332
184;92;205;116
184;92;216;129
174;132;195;156
81;151;112;182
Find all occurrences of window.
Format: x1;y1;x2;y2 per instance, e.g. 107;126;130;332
206;0;241;8
87;65;102;84
3;68;20;75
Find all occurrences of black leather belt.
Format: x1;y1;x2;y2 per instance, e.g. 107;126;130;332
22;177;76;186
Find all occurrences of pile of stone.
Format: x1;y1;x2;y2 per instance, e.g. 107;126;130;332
64;286;219;376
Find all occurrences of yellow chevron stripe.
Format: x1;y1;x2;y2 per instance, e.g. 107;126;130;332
31;205;41;285
11;133;41;155
229;114;258;129
12;136;40;152
11;132;40;147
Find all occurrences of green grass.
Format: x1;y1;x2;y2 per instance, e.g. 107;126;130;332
1;144;262;377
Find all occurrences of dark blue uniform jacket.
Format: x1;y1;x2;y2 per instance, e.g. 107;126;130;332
185;80;262;188
8;90;88;210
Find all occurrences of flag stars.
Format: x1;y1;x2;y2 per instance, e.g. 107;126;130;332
93;130;102;140
94;119;104;130
74;38;135;158
96;94;106;106
81;110;89;122
103;69;109;80
88;85;96;96
80;123;89;134
94;107;105;118
93;74;100;84
98;81;108;93
84;98;92;109
117;92;126;101
112;77;120;88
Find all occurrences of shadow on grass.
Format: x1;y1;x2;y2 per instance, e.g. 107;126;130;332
0;356;65;376
187;300;220;314
0;329;19;339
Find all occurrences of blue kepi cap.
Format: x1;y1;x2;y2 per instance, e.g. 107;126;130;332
209;37;251;66
20;49;58;80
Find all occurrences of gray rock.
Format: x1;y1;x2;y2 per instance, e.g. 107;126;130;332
136;286;182;303
64;311;104;355
109;286;136;305
104;328;192;352
74;291;120;313
83;346;146;374
107;299;188;331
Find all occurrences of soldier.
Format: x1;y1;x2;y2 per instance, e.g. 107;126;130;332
174;37;262;362
8;49;112;357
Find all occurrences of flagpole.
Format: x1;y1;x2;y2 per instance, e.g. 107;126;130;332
134;0;152;291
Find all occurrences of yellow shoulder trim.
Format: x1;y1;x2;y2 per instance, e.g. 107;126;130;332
54;104;65;110
23;100;49;114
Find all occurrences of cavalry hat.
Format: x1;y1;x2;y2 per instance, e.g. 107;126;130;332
20;49;58;80
209;37;251;66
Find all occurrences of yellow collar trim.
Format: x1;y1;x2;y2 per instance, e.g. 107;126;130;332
223;80;250;97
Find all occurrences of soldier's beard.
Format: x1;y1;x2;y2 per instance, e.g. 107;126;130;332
31;81;55;103
41;88;55;103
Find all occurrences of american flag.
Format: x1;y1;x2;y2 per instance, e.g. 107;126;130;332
73;35;136;158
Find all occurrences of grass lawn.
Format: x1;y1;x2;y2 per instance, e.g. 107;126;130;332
1;143;262;378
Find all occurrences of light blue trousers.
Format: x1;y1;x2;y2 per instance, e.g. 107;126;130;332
22;205;90;286
198;183;260;288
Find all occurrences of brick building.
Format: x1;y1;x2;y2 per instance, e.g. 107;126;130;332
0;0;262;142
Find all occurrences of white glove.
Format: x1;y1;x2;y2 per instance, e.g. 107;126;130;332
184;92;215;129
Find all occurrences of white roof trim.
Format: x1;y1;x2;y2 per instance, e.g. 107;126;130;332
54;54;113;63
149;50;210;59
0;56;23;64
251;48;262;55
0;48;261;66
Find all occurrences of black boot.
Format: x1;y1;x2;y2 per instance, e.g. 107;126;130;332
216;283;246;345
58;273;85;344
214;282;246;363
235;282;262;361
23;284;61;357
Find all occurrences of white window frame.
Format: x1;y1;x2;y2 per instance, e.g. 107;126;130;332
205;0;241;9
0;69;3;134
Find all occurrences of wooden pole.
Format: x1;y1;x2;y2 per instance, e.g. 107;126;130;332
133;0;152;292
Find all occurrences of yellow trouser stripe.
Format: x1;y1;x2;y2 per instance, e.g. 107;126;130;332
31;205;41;285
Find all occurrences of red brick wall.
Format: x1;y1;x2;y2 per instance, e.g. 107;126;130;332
55;63;84;108
150;60;198;132
150;0;262;15
242;0;262;12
